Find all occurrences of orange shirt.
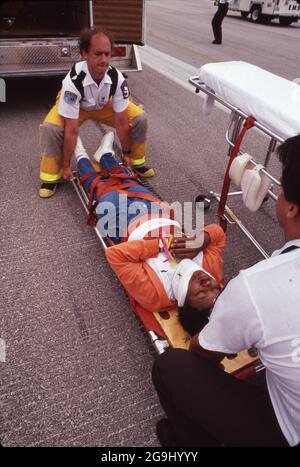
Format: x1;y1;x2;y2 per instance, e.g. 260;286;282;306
106;224;225;315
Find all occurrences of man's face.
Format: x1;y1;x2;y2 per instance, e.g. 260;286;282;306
185;270;220;310
83;33;111;82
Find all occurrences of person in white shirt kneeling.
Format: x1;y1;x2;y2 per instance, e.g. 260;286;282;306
152;133;300;447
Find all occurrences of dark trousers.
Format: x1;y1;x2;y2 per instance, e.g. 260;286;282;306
212;2;229;43
152;348;288;447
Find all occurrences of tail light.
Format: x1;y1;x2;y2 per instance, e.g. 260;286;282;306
112;46;126;58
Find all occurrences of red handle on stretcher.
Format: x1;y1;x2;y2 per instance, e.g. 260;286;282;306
217;116;256;231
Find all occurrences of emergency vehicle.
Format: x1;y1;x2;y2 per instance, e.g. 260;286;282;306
0;0;145;78
228;0;300;25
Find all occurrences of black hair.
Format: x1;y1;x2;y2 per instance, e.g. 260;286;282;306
79;27;114;54
277;134;300;208
178;304;211;337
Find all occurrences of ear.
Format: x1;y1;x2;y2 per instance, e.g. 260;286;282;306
81;50;88;61
287;203;299;220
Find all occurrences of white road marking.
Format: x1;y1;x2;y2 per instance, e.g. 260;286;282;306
139;45;200;93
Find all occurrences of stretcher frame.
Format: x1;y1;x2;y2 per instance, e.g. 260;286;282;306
71;170;261;377
71;173;170;353
189;75;284;259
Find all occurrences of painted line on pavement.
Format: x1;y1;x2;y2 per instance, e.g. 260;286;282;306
148;32;219;64
139;44;200;93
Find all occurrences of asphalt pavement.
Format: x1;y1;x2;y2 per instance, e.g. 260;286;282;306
0;0;299;447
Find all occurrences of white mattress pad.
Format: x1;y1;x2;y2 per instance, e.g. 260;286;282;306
199;61;300;140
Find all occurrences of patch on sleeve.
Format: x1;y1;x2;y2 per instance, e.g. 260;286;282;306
120;80;130;99
63;90;78;104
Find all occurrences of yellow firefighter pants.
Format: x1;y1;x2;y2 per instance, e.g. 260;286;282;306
39;92;147;183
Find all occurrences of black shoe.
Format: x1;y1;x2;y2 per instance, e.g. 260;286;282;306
39;182;58;198
134;165;155;178
156;419;177;447
212;40;221;44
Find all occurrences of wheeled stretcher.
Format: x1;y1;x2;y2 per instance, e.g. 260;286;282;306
71;162;260;378
189;61;300;258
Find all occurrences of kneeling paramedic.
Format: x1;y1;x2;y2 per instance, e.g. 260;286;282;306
39;27;153;199
152;134;300;447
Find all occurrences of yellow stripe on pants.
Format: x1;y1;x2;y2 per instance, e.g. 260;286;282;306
39;93;147;182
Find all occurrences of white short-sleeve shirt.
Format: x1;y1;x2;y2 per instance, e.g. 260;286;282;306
58;61;129;119
199;239;300;446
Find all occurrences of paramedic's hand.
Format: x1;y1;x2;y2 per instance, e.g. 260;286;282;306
63;167;74;181
123;155;133;168
170;235;203;260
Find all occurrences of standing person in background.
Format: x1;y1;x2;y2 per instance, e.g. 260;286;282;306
211;0;230;45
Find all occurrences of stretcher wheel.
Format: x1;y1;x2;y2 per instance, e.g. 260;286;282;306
195;194;211;211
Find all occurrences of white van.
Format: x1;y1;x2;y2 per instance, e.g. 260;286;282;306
228;0;300;25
